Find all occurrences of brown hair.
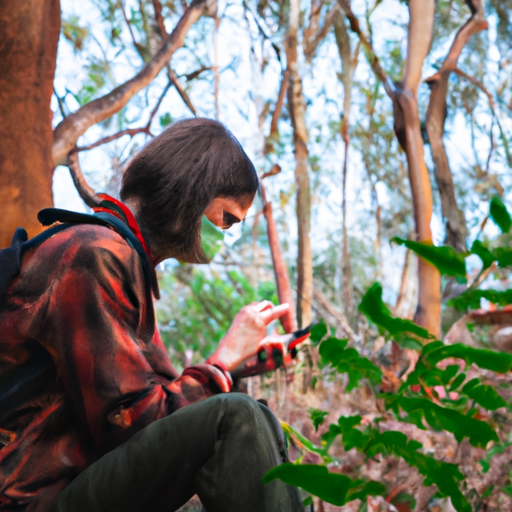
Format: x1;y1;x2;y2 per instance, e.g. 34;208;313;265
121;118;258;262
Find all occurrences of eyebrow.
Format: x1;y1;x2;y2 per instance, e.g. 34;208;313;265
223;211;242;226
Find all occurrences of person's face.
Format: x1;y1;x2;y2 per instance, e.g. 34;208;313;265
203;194;254;231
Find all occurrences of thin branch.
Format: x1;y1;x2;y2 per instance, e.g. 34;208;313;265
182;65;211;81
52;0;210;167
152;0;168;37
76;80;172;153
337;0;394;98
454;67;512;167
263;68;291;154
76;127;150;153
117;0;140;52
168;69;197;115
53;86;67;119
151;0;197;116
67;152;101;208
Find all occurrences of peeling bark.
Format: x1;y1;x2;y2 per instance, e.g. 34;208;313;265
0;0;60;248
425;0;487;252
52;0;210;167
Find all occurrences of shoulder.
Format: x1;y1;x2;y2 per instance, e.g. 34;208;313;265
25;223;141;279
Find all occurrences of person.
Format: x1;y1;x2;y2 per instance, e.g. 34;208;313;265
0;118;304;512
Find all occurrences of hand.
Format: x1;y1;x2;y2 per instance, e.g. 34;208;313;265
206;301;290;372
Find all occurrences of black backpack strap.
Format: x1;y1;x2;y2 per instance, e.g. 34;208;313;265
37;208;159;299
0;228;28;304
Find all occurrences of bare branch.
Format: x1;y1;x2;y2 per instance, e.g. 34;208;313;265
337;0;394;98
75;80;172;153
182;65;211;81
52;0;210;167
67;152;101;208
76;127;150;153
152;0;168;37
263;68;290;154
304;4;339;62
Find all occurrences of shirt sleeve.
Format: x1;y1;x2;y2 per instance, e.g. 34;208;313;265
32;225;231;449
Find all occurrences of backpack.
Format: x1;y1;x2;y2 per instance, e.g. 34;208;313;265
0;207;158;422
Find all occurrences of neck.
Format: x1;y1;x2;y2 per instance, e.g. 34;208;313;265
123;199;169;266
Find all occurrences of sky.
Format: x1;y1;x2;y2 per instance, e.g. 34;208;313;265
51;0;511;303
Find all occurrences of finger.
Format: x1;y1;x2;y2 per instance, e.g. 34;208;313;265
260;303;290;324
257;300;274;312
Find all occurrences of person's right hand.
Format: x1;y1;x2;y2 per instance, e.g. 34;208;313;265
206;301;290;372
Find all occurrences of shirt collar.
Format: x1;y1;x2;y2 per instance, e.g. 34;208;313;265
92;194;154;262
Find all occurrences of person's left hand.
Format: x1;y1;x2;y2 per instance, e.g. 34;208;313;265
206;301;290;372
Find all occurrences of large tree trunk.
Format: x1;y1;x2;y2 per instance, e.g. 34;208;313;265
286;0;312;328
0;0;60;248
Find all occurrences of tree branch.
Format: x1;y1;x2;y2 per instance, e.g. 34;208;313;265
66;152;101;208
263;68;290;154
52;0;210;167
337;0;394;98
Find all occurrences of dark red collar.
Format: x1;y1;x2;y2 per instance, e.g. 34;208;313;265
92;194;153;262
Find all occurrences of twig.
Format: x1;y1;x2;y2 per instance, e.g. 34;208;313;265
117;0;140;52
53;86;67;119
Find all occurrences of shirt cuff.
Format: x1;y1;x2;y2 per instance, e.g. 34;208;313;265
182;363;233;394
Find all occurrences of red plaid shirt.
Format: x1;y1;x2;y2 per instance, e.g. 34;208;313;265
0;208;231;512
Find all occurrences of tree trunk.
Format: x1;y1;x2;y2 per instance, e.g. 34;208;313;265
393;0;441;337
334;10;356;320
425;0;488;252
0;0;60;248
286;0;312;328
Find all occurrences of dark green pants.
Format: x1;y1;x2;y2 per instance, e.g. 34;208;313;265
51;393;304;512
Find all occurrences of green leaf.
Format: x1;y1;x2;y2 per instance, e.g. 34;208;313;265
200;215;224;260
359;282;434;341
489;196;512;233
424;344;512;373
308;408;329;431
493;247;512;268
319;337;382;389
310;321;328;344
159;112;172;127
319;337;348;364
470;240;495;271
441;365;460;385
263;464;385;506
391;237;467;279
448;289;512;311
462;381;507;410
387;396;498;448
